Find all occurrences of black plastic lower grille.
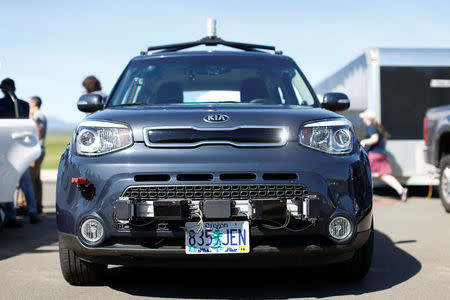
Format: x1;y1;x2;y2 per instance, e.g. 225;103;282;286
122;184;308;202
147;128;284;144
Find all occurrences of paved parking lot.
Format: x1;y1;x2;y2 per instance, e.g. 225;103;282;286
1;183;450;299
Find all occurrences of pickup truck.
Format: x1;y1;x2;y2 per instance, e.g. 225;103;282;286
424;104;450;212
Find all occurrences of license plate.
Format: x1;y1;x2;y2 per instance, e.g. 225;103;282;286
185;221;250;254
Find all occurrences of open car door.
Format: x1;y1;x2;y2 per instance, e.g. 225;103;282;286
0;89;41;205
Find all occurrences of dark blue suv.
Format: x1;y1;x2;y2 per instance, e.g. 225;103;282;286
57;35;373;285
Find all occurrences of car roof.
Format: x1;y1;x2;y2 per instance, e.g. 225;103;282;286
131;50;294;63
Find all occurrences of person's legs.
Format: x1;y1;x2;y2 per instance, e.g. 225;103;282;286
380;174;408;201
4;201;21;228
30;153;44;213
5;201;17;221
19;169;38;218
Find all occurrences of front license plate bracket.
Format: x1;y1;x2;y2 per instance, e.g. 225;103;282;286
185;221;250;255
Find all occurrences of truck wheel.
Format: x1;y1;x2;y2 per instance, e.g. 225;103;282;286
59;240;106;285
324;225;374;281
439;155;450;212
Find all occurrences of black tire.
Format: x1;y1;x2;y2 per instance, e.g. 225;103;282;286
0;205;6;231
439;155;450;213
59;240;106;285
324;226;374;281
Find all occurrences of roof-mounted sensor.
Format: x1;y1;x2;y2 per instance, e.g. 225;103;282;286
141;19;282;55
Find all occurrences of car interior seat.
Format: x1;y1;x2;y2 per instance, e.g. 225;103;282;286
154;82;184;104
240;78;276;104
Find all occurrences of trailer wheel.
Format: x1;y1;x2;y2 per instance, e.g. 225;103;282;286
59;240;106;285
439;154;450;213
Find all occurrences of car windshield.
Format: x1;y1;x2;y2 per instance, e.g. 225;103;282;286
108;55;317;107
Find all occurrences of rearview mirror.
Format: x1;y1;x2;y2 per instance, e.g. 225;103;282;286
321;93;350;112
77;93;104;113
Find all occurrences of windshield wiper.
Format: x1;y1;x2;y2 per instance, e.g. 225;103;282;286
110;103;148;107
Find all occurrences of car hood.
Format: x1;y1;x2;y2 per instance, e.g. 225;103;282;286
84;105;344;142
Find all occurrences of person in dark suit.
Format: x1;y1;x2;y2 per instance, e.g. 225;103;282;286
0;78;29;118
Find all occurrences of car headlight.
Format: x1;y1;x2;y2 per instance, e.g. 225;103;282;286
299;119;354;154
76;120;133;156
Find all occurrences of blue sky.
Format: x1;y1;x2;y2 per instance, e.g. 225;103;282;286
1;0;450;124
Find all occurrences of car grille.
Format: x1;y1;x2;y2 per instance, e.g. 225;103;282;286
143;126;288;148
122;184;308;202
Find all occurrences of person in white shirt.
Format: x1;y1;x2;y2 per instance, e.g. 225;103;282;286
28;96;47;214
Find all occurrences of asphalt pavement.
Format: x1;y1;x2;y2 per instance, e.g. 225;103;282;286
1;182;450;299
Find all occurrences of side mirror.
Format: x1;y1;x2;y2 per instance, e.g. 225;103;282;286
77;93;104;113
321;93;350;112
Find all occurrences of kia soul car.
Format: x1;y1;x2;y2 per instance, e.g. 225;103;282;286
57;34;373;285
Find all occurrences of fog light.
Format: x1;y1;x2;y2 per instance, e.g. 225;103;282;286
329;216;352;240
80;218;104;244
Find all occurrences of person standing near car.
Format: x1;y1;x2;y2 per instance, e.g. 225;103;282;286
28;96;47;214
0;78;40;227
82;75;107;102
0;78;29;119
359;109;408;202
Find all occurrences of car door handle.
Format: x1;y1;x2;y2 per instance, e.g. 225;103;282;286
12;132;34;140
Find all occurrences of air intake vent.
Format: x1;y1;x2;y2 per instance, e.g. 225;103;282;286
220;173;256;181
134;174;171;182
177;174;213;181
262;173;298;181
122;184;308;202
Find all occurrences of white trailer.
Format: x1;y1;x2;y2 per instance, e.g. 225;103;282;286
315;48;450;185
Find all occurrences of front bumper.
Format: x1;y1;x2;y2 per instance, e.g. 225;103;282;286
59;225;372;267
57;142;373;266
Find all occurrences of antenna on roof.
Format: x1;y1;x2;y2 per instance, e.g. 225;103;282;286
206;18;217;38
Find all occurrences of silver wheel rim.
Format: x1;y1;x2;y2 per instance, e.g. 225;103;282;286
443;166;450;204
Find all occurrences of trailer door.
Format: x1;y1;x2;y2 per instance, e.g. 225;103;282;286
379;66;450;182
380;66;450;140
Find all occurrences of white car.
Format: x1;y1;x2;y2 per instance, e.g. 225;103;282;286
0;88;41;228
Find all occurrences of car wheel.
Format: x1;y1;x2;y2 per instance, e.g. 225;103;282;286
59;240;106;285
324;224;374;281
0;205;6;230
439;155;450;213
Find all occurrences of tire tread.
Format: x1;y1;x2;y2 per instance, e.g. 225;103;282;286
59;240;106;285
323;224;374;281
